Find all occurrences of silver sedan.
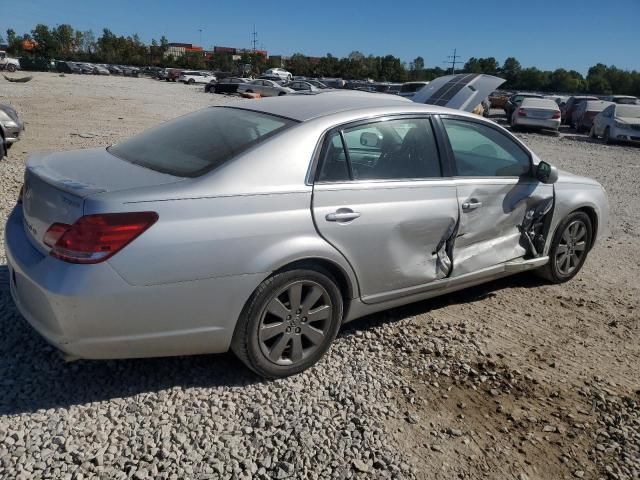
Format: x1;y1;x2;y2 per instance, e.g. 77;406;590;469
6;91;609;378
237;79;294;97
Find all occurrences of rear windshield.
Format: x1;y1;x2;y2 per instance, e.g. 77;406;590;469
616;105;640;118
109;107;296;177
615;97;639;105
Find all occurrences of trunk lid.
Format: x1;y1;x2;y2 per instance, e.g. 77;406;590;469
22;148;182;253
525;108;556;119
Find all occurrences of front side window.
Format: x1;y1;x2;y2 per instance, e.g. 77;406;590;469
442;118;531;177
317;118;441;182
109;107;296;177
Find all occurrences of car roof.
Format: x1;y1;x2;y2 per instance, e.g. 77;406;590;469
231;90;463;122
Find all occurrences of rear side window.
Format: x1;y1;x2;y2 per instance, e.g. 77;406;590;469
109;107;295;177
317;118;441;182
442;118;531;177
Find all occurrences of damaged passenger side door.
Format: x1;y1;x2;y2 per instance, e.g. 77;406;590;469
440;117;554;276
312;116;459;304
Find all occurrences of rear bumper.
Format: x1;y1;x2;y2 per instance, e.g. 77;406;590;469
513;117;560;130
5;205;262;360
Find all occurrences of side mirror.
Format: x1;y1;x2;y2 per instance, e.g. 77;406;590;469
360;132;382;148
536;161;558;184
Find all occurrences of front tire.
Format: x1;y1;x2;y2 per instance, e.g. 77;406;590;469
604;127;613;145
7;64;16;72
537;212;592;283
231;267;343;379
589;125;598;139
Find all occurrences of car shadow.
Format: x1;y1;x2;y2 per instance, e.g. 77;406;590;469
0;264;546;415
343;272;547;335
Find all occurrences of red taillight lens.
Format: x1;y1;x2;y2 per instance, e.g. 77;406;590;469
552;111;561;119
517;108;527;116
45;212;158;264
43;223;70;247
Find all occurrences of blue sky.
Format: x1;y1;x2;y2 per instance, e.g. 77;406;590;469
2;0;638;74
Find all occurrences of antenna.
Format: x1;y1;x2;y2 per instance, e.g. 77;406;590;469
445;48;462;75
251;25;258;53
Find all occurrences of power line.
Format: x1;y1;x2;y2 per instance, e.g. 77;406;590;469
445;48;462;75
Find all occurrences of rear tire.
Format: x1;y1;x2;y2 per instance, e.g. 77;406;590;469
536;211;592;284
589;125;598;139
231;267;343;379
7;64;16;73
188;78;195;85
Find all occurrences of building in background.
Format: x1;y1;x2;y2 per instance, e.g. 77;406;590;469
165;43;204;59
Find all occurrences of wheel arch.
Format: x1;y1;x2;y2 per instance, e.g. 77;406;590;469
574;206;598;250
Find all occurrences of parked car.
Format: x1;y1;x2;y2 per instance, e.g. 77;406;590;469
207;77;249;94
504;93;544;120
305;80;329;89
107;65;123;75
6;91;609;378
92;65;110;75
264;68;293;81
602;95;639;105
285;81;325;92
591;103;640;144
0;103;24;158
165;69;183;82
178;71;216;85
572;100;613;133
57;61;82;74
399;81;430;99
237;79;295;97
258;74;287;84
75;63;94;74
319;78;346;89
561;96;598;125
372;83;402;94
489;91;511;109
510;97;561;132
120;66;140;77
0;50;20;72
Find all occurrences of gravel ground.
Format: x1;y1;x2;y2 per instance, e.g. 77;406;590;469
0;73;638;480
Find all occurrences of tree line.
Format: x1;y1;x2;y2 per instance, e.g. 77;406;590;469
2;24;639;96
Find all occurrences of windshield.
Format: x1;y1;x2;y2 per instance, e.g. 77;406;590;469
400;83;426;93
109;107;296;177
616;105;640;118
615;97;638;105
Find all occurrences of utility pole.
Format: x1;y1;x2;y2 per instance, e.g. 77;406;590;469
446;48;461;75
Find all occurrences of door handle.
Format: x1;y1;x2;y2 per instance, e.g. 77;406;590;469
462;200;483;211
326;209;361;222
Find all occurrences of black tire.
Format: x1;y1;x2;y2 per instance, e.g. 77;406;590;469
589;125;598;139
7;64;16;73
188;78;195;85
245;89;253;94
278;92;286;96
537;211;592;284
231;266;344;379
604;127;613;145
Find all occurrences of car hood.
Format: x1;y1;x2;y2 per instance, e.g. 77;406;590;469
412;73;505;112
556;169;602;187
617;116;640;125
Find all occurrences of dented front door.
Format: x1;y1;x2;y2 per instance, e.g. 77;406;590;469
313;179;459;301
439;116;555;276
453;179;553;275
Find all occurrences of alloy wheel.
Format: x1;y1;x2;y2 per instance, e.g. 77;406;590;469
555;220;588;276
258;280;332;366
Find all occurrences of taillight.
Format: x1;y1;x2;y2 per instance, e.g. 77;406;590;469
518;108;527;116
552;111;561;119
44;212;158;264
17;185;24;204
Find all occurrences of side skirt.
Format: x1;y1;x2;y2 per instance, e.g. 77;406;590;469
345;256;548;322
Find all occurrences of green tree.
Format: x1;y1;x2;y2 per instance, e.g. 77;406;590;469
501;57;522;86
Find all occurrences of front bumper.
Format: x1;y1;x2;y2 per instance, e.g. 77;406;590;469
5;206;262;359
613;126;640;143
